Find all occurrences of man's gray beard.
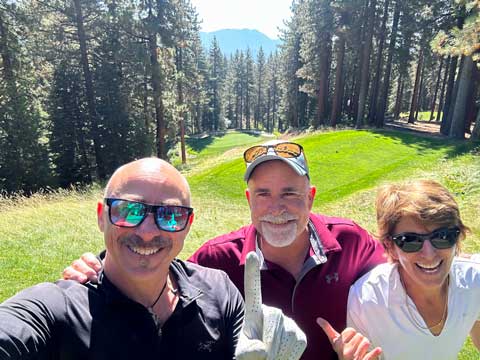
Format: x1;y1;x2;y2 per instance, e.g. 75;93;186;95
260;221;298;248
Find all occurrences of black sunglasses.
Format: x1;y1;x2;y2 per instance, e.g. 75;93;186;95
391;227;460;253
243;142;304;163
105;198;193;233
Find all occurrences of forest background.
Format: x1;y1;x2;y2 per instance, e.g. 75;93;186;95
0;0;479;193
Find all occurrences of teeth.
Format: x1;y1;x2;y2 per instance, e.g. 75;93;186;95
128;246;161;256
417;262;441;270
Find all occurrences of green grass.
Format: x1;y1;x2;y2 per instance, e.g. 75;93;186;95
172;130;273;175
1;129;479;357
399;111;442;121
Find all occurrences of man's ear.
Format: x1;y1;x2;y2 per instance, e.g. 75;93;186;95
189;212;194;225
97;201;105;232
308;185;316;207
245;189;251;205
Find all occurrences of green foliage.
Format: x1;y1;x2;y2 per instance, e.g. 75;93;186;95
0;6;51;193
431;2;480;62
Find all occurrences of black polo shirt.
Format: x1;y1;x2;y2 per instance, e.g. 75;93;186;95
0;259;244;359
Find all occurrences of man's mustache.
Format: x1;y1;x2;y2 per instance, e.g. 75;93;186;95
118;234;173;249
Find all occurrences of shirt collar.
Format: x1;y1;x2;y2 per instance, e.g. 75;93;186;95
97;259;203;307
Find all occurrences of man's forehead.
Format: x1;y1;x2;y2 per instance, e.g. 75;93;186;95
106;160;190;205
110;178;188;203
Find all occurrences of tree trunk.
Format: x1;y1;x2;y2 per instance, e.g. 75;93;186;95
471;106;480;141
465;65;479;133
415;60;425;121
436;57;450;122
442;56;463;135
272;79;278;130
316;44;330;127
440;56;458;134
376;0;400;127
368;0;390;125
266;87;271;132
148;31;167;159
429;57;444;121
408;50;423;123
143;66;151;136
355;0;377;128
177;46;186;164
393;74;404;119
330;31;346;127
72;0;103;178
449;56;474;139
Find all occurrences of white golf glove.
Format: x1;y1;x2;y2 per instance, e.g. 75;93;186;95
235;252;307;360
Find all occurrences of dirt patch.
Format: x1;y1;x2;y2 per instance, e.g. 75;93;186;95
384;118;472;139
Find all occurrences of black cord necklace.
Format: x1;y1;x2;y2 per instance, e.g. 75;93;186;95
148;275;168;312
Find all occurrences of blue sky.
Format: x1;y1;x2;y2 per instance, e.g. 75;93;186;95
190;0;293;39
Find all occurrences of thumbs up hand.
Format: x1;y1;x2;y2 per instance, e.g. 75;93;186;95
317;317;382;360
235;252;307;360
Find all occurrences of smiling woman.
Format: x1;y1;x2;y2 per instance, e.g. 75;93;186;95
347;179;480;360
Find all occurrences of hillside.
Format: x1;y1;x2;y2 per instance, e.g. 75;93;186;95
200;29;281;57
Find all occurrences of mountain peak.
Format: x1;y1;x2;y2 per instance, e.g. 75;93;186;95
200;29;280;57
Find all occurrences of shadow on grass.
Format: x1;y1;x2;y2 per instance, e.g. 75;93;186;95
370;129;478;159
186;130;264;152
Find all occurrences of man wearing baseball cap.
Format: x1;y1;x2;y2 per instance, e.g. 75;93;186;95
189;139;385;359
63;140;385;359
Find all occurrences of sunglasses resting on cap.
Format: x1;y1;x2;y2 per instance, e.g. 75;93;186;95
105;198;193;232
243;141;309;181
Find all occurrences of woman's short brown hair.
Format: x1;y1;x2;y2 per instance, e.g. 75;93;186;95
376;179;469;259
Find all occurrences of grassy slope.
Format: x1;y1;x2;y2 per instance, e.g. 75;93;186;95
1;129;479;357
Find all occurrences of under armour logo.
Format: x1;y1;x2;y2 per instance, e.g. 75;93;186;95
325;272;339;284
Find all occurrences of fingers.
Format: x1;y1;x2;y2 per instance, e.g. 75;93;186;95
62;253;102;283
81;252;103;272
62;266;88;283
363;347;382;360
317;317;340;345
243;251;263;339
235;337;267;360
272;311;307;360
317;319;381;360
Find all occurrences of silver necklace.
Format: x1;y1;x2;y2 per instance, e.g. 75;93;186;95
400;274;449;331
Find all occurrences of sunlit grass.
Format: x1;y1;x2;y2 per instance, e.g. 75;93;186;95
399;110;442;121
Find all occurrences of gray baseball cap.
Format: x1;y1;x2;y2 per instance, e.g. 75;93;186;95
243;140;309;182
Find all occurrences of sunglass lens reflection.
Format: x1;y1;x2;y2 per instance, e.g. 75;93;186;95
111;200;145;226
275;143;302;157
244;146;267;162
156;207;190;231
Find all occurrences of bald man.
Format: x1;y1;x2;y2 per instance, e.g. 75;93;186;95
0;158;244;359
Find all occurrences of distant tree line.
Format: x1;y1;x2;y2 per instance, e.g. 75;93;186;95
0;0;479;193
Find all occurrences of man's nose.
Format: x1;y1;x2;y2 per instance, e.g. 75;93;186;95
136;213;160;240
268;198;287;215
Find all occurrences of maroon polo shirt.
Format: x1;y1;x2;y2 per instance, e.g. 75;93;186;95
188;213;386;360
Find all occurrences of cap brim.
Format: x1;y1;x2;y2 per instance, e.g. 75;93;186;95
244;155;308;181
